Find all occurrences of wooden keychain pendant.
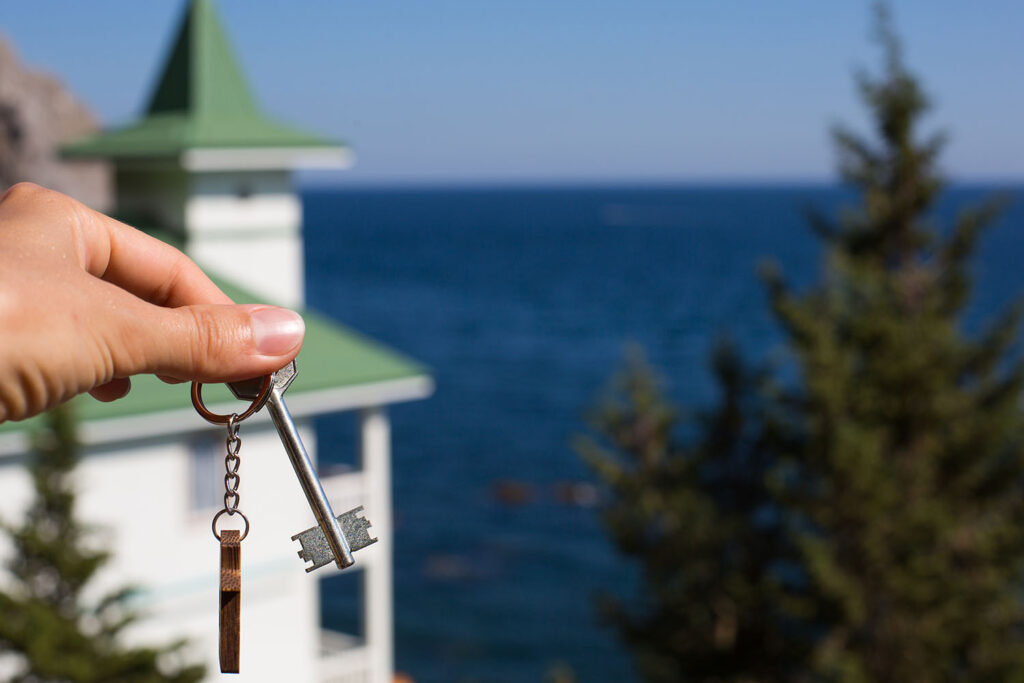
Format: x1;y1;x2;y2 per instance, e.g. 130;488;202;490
193;384;270;675
219;529;242;673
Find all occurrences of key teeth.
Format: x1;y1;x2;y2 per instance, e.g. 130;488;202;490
337;505;379;549
290;506;378;573
297;545;320;574
291;527;334;572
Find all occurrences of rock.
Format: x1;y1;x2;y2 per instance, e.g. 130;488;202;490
423;553;476;581
552;480;600;507
491;479;534;506
0;35;110;209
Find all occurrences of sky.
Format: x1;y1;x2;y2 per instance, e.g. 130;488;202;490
2;1;1022;184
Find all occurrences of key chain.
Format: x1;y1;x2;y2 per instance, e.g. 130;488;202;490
192;376;272;674
190;363;377;672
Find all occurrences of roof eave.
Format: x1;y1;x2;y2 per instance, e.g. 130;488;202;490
61;137;349;167
181;144;352;171
0;374;434;458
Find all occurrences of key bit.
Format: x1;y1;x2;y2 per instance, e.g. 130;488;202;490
229;361;356;569
292;506;378;573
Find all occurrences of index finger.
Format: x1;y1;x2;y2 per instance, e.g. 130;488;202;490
74;197;233;308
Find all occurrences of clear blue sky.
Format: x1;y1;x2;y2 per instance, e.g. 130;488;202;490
3;1;1021;184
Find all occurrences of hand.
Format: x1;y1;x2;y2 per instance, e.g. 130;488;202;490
0;183;305;422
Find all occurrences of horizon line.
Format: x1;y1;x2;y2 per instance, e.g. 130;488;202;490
297;176;1024;191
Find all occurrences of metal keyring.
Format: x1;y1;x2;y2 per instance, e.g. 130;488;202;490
212;508;250;542
191;374;273;425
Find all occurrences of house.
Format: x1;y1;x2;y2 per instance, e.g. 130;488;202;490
0;1;431;681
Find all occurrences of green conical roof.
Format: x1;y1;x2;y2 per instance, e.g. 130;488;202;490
146;0;260;119
64;0;342;159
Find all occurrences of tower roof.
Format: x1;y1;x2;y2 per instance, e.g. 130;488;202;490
63;0;344;160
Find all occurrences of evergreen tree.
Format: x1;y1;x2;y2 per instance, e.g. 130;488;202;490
765;7;1024;681
0;406;205;683
579;345;803;682
583;6;1024;682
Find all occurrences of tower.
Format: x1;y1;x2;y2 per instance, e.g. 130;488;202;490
63;0;347;308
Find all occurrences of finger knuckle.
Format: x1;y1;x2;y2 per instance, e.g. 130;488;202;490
1;181;46;204
186;307;233;375
1;183;79;220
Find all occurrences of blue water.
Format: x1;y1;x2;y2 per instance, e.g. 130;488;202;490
304;184;1024;682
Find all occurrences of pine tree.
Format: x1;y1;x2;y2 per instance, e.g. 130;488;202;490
583;5;1024;682
579;345;803;682
0;406;205;683
765;7;1024;681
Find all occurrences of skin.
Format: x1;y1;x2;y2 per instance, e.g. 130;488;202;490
0;182;305;423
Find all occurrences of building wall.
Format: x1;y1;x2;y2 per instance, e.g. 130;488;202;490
185;170;300;233
184;170;304;308
0;419;346;681
188;232;304;309
114;162;190;232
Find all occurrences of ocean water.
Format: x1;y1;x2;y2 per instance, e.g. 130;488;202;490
303;184;1024;683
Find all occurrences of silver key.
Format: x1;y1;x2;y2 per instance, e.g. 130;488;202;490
230;361;365;571
292;506;377;572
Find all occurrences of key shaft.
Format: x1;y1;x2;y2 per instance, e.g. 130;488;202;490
265;385;354;568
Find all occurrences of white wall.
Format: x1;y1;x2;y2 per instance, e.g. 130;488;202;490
0;420;354;681
185;171;300;234
188;233;304;309
184;170;304;308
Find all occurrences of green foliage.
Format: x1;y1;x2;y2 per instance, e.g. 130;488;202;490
583;6;1024;682
0;406;205;683
579;346;805;683
765;8;1024;681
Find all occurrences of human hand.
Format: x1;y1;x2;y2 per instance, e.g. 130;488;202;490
0;183;305;422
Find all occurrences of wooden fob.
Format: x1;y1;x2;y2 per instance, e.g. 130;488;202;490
219;529;241;673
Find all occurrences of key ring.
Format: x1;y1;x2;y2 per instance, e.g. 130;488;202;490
212;509;250;542
191;375;273;425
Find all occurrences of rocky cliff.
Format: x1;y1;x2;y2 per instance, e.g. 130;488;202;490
0;36;111;210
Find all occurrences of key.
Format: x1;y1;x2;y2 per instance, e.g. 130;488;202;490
292;505;377;573
229;361;359;570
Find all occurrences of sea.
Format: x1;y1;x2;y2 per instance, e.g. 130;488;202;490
302;184;1024;683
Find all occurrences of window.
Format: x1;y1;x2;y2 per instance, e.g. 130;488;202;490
320;570;365;646
189;433;222;512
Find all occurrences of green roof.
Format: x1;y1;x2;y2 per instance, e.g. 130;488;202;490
0;278;429;435
63;0;341;159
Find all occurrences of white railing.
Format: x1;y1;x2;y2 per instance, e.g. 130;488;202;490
320;629;371;683
321;470;365;515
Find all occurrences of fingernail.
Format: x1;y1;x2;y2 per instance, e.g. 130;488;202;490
251;307;305;355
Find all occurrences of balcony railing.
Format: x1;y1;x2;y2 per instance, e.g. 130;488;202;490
319;629;370;683
320;469;366;516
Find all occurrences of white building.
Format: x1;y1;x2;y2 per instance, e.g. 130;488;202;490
0;1;432;681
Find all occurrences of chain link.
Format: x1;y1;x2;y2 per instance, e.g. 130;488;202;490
212;413;250;541
222;414;242;513
197;382;262;542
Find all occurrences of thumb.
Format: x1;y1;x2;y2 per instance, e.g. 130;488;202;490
120;303;305;383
